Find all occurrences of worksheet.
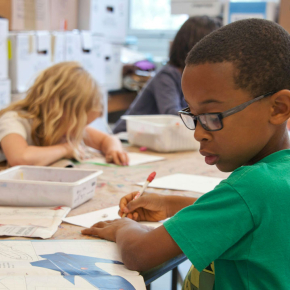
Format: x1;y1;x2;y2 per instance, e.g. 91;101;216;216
63;206;164;229
137;173;224;194
0;240;146;290
83;152;165;166
0;206;70;239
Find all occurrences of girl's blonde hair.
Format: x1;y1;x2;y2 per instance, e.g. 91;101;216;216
0;62;103;148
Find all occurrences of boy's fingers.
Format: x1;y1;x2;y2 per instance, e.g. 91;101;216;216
126;196;148;212
82;227;100;236
119;192;138;212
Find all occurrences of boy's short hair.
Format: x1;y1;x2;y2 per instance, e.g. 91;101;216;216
186;19;290;97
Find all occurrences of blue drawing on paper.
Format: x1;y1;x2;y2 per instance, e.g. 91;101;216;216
30;252;135;290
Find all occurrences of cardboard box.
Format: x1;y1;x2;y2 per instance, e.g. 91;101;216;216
9;31;51;93
39;0;78;31
0;79;11;109
104;42;122;91
0;0;78;31
78;0;129;43
0;18;8;80
171;0;222;16
223;1;277;25
279;0;290;34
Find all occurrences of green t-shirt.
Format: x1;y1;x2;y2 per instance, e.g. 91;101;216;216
164;149;290;290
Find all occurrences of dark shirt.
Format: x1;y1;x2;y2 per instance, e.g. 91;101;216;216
113;64;186;133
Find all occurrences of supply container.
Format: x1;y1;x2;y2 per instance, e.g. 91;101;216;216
0;166;102;209
122;115;199;152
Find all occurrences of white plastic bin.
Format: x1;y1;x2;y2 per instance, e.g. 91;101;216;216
122;115;199;152
0;166;102;209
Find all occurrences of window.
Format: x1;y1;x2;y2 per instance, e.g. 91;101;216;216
128;0;188;37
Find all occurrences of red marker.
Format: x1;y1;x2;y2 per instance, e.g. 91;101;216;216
122;172;156;217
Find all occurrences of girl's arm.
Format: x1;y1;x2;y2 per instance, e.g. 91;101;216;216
84;126;129;166
1;134;74;166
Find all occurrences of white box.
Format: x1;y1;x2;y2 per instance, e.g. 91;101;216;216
35;31;52;74
223;1;277;25
11;92;26;103
88;85;108;133
171;0;222;16
122;115;199;152
9;31;52;93
0;79;11;109
51;32;65;64
104;42;122;91
0;18;8;80
9;32;37;93
80;32;106;86
64;31;82;62
78;0;129;43
0;166;103;209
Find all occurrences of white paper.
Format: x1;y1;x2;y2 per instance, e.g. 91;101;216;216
84;152;165;166
0;206;71;239
138;173;223;194
0;240;146;290
63;205;164;229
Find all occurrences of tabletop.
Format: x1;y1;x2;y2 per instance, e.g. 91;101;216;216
49;144;229;240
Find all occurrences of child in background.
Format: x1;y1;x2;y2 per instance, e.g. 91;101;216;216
0;62;128;166
83;19;290;289
113;16;222;133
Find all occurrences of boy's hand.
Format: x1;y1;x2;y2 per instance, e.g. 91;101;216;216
105;149;129;166
119;192;169;222
82;218;148;242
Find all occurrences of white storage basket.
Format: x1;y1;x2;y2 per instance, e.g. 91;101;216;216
122;115;199;152
0;166;102;209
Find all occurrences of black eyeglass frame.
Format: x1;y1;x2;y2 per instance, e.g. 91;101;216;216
178;91;276;131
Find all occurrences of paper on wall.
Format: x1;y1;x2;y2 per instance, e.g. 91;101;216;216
83;152;165;166
63;205;164;229
0;206;71;239
137;173;224;194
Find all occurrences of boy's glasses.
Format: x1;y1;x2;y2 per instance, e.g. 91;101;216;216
178;92;275;131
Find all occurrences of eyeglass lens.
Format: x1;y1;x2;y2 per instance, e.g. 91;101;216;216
181;114;196;129
181;113;222;131
199;114;222;131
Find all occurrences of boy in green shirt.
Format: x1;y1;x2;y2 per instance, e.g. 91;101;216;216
82;19;290;289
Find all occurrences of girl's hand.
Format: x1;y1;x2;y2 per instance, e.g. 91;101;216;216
62;143;75;159
81;218;149;242
105;149;129;166
119;192;169;222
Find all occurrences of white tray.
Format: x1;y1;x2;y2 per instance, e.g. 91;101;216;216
122;115;199;152
0;166;102;209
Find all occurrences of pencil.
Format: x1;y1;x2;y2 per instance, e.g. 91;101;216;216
122;171;156;218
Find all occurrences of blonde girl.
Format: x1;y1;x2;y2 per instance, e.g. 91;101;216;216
0;62;128;166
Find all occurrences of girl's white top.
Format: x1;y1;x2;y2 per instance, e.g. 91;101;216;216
0;111;33;162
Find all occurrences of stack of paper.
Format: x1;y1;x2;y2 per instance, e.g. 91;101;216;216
0;206;71;239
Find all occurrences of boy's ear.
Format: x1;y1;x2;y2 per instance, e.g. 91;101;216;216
269;90;290;125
